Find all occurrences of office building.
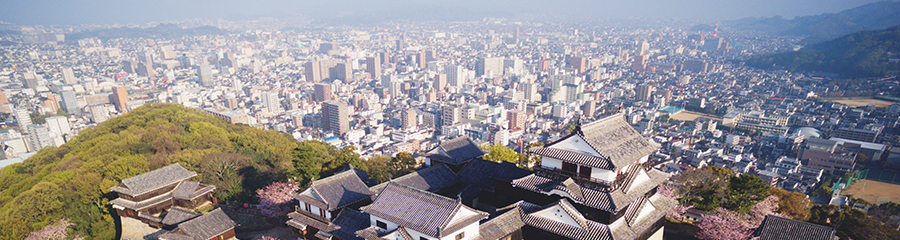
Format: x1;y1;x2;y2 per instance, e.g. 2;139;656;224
14;108;31;132
28;124;53;150
314;83;332;102
632;55;647;72
261;91;281;114
636;85;653;102
507;110;526;130
476;57;504;77
401;108;417;129
569;56;587;74
322;101;349;135
366;56;381;79
433;74;447;91
61;90;80;115
62;67;78;85
445;65;465;87
112;84;129;113
198;65;214;87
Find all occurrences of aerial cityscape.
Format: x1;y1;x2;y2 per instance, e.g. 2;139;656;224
0;1;899;240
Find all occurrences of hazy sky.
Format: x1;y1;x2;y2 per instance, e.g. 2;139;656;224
0;0;887;25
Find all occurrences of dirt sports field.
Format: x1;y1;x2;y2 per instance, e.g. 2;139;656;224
670;111;723;122
843;180;900;205
829;98;897;108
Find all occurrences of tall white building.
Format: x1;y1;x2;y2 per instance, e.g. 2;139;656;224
45;116;71;145
14;108;31;132
261;91;281;114
444;65;465;87
61;90;80;115
62;67;78;85
27;124;53;151
198;65;214;87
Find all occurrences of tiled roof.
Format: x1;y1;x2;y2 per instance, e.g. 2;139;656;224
294;168;375;211
609;194;677;240
110;163;197;196
538;113;660;170
158;208;235;240
426;136;487;165
754;215;837;240
531;147;616;170
160;207;201;226
474;205;525;240
511;168;669;212
325;209;371;240
517;199;613;240
369;163;458;194
360;182;488;238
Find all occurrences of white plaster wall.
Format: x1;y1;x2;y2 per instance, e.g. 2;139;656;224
541;157;562;169
590;167;616;182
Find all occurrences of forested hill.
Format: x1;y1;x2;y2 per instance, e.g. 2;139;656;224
0;103;377;239
743;24;900;78
731;1;900;43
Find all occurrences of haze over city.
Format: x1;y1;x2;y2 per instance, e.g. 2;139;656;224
0;0;887;24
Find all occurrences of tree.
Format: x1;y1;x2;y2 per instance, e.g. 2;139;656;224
24;218;80;240
724;174;770;213
390;152;417;176
695;208;751;240
769;188;813;221
256;181;299;219
482;144;518;163
809;204;900;240
364;155;393;184
704;166;733;178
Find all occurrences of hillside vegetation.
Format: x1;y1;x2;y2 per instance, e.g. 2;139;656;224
744;24;900;77
731;1;900;43
0;103;391;239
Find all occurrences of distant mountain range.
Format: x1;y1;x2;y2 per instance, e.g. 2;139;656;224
742;24;900;78
730;1;900;43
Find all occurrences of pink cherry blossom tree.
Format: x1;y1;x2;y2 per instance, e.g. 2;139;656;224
696;208;751;240
257;181;299;219
25;218;83;240
667;204;694;221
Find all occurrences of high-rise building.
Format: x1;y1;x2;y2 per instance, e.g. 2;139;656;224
22;71;40;90
198;65;214;87
0;91;8;105
331;62;351;82
89;104;110;123
433;74;447;91
62;67;78;85
632;55;647;72
636;84;653;102
28;124;53;151
319;43;335;53
261;91;281;114
14;108;31;132
314;83;332;102
366;57;381;79
524;83;539;102
416;52;427;69
389;81;403;99
136;62;155;77
401;109;417;129
121;60;138;74
682;59;708;73
569;56;587;74
441;105;460;126
582;100;597;118
476;57;504;77
112;84;129;113
44;116;70;145
445;65;465;87
507;110;526;130
304;61;322;82
322;101;349;135
637;40;650;56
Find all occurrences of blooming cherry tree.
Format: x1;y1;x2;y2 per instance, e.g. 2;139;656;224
257;181;300;219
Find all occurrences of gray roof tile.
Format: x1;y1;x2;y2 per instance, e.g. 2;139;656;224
361;182;488;238
294;168;375;211
110;163;197;196
427;136;487;165
754;215;836;240
158;208;235;240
